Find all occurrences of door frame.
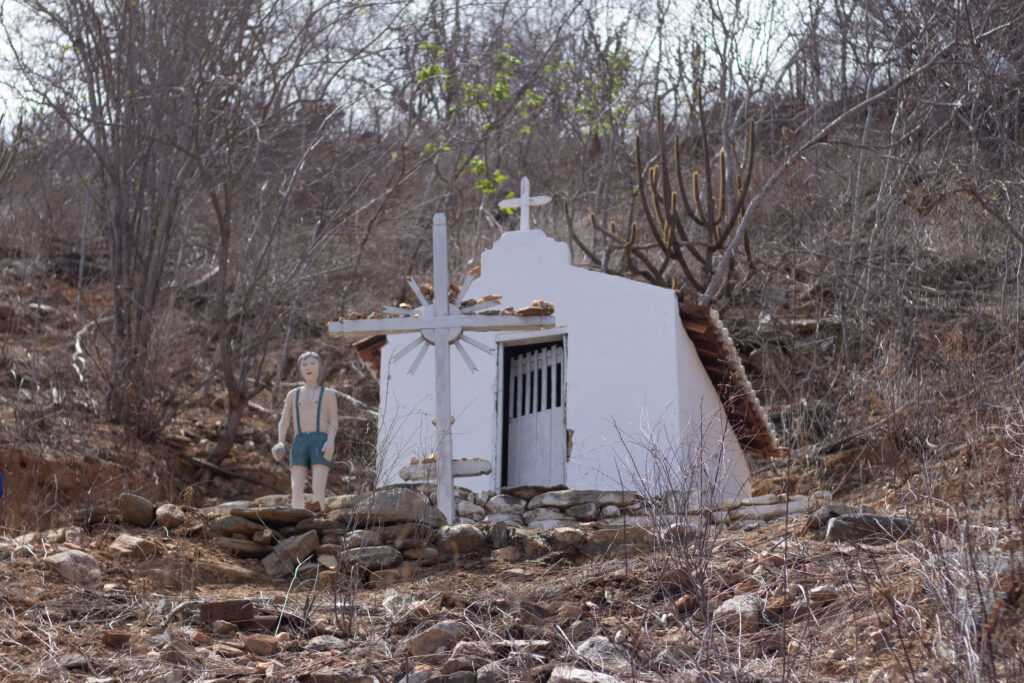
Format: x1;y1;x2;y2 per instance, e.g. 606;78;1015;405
497;334;567;488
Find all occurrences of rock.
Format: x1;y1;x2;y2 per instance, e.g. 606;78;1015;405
674;594;698;613
550;666;624;683
662;522;698;544
576;635;632;673
528;489;637;510
243;633;279;656
155;503;185;529
474;660;510;683
380;522;434;549
737;519;768;532
253;528;274;544
306;635;349;651
329;488;446;527
583;525;654;554
436;524;487;553
60;653;89;670
117;493;155;526
735;493;779;507
295;517;349;534
809;584;839;603
401;619;465;656
809;490;833;507
215;536;273;558
500;484;566;501
403;546;442;563
253;493;295;507
520;533;552;558
341;529;383;549
529;519;575;529
825;514;912;543
491;546;522;562
208;514;265;537
600;505;620;519
45;550;102;583
336;545;403;570
728;499;809;521
200;599;254;625
483;513;524;526
231;506;314;526
211;620;238;635
546;526;586;551
566;502;600;521
713;593;763;632
109;533;161;558
261;530;320;576
490;520;510;548
456;499;485;519
101;630;133;648
523;507;573;525
804;504;875;531
485;494;527;515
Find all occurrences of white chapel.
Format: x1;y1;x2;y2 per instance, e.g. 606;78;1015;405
349;189;779;504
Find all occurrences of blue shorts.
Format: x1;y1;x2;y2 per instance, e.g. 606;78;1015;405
290;432;330;468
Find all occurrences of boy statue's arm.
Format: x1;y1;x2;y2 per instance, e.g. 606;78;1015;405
322;389;339;462
272;390;294;461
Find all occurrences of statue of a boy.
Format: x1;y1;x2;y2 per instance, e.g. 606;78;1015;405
272;351;338;511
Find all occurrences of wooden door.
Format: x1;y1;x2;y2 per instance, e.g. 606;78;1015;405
504;341;566;487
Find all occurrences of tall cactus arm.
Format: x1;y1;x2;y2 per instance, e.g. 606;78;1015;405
716;119;756;248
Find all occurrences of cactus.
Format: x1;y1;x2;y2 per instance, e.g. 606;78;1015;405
570;97;755;297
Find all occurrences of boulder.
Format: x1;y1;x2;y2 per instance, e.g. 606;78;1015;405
600;505;620;519
403;546;442;563
307;635;349;652
546;526;586;551
215;537;273;558
550;666;624;683
527;489;637;510
243;633;278;656
109;533;161;558
336;545;403;570
208;514;264;537
456;499;485;519
329;488;446;527
566;502;599;521
500;484;566;501
529;519;575;529
436;524;487;553
713;593;763;632
523;507;573;525
380;522;434;550
261;530;320;577
483;513;524;526
231;506;314;526
728;499;809;521
45;549;102;583
400;619;465;656
117;493;155;526
825;514;912;543
341;529;383;549
294;517;349;534
485;495;527;515
155;504;185;529
575;635;632;673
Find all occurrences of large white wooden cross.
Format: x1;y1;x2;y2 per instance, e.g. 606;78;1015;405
499;177;551;231
327;213;555;523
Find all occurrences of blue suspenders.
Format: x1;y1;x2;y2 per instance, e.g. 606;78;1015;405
295;386;325;434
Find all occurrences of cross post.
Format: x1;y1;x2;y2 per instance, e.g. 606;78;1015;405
327;213;556;523
499;177;552;231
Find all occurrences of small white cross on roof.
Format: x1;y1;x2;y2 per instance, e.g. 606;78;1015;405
499;177;551;231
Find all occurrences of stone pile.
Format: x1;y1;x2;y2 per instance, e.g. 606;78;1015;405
49;482;914;585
